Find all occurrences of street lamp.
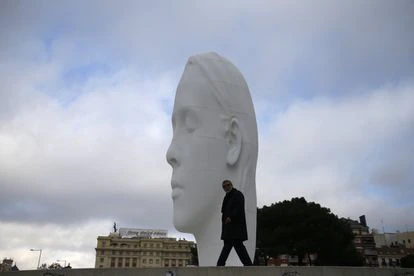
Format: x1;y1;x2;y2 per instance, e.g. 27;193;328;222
30;249;42;269
56;259;67;267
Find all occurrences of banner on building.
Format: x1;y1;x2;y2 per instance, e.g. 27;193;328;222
119;228;168;239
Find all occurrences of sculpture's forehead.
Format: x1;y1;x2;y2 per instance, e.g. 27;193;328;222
173;59;253;115
174;65;220;110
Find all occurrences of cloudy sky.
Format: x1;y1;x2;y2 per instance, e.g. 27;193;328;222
1;0;414;270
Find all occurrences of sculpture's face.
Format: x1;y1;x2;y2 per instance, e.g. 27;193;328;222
166;64;227;232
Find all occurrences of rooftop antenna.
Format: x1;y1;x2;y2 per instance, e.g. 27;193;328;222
381;218;388;246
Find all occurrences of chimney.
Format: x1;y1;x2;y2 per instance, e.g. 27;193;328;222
359;215;367;227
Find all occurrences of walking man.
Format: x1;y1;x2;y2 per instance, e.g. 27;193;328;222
217;180;253;266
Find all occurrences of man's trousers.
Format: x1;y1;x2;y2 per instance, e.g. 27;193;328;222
217;239;253;266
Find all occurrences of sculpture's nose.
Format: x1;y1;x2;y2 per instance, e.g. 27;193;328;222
166;140;179;168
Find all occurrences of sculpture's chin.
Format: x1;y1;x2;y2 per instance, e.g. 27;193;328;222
172;212;193;233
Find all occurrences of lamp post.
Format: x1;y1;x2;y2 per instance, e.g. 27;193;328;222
30;249;42;269
56;259;67;267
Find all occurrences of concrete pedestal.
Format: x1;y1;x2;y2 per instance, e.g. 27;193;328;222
3;267;414;276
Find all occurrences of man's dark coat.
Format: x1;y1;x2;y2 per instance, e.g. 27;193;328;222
220;188;248;241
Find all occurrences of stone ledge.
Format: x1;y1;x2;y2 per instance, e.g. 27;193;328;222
2;267;414;276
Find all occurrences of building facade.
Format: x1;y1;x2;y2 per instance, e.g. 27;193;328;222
373;230;414;268
348;217;414;268
374;231;414;249
348;215;379;266
377;247;414;268
94;229;196;268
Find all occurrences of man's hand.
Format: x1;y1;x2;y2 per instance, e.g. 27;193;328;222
224;217;231;224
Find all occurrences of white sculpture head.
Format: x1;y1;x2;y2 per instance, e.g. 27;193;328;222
166;52;258;265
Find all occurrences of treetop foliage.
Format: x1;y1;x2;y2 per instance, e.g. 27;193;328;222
257;197;363;266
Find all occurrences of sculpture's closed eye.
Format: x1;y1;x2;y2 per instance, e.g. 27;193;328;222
171;108;199;135
183;109;199;133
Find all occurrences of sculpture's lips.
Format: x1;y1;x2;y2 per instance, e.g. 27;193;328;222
171;181;184;200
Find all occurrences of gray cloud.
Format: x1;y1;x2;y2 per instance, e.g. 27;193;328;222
257;82;414;232
0;67;175;225
2;0;413;91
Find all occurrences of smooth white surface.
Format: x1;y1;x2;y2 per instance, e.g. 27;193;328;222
166;52;258;266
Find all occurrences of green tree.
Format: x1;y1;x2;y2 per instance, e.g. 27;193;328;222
401;254;414;268
190;244;199;266
47;262;63;270
256;197;363;266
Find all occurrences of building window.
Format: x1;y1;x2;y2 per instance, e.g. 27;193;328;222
118;258;123;267
125;258;130;267
149;259;153;264
156;259;160;264
143;259;146;264
110;258;115;267
100;258;104;263
102;241;106;247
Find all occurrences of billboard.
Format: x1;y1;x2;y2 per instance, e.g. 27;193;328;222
119;228;168;239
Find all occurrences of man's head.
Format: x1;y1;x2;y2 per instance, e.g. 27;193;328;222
222;180;233;193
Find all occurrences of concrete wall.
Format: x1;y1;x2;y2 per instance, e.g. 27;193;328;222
2;267;414;276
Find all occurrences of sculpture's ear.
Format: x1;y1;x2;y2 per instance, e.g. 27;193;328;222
227;117;242;166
